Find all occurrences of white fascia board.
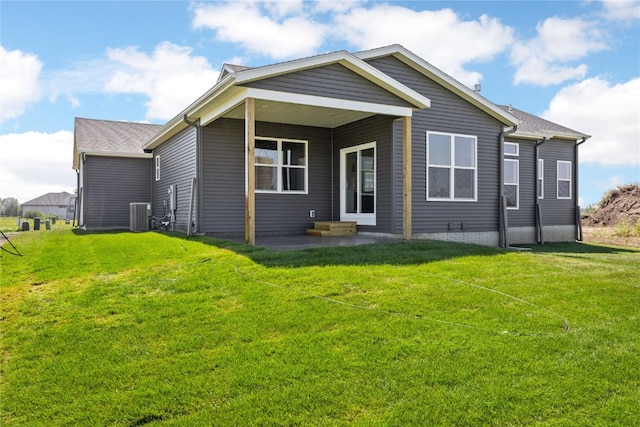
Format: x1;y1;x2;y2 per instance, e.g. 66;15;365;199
143;75;237;150
82;151;153;159
510;130;591;141
198;86;248;126
235;51;430;110
244;87;416;117
356;45;519;127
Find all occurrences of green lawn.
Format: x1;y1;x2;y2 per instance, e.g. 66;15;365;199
1;230;639;426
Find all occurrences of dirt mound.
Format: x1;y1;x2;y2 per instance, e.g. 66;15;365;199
583;184;640;227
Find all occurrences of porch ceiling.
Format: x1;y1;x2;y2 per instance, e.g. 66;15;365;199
223;99;378;129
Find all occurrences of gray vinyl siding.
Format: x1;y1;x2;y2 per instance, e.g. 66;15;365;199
504;138;536;227
201;118;332;235
151;126;197;232
243;63;413;108
332;115;397;233
369;56;505;234
82;156;151;229
538;139;577;225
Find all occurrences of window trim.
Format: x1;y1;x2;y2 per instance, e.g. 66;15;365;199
557;160;572;199
538;159;544;199
155;155;160;181
255;136;308;194
426;131;478;202
504;158;519;210
504;142;519;156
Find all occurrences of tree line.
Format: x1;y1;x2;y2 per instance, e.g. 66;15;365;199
0;197;21;216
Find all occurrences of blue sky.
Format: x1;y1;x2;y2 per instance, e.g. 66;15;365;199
1;0;638;207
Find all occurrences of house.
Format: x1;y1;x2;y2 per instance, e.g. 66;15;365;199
21;191;75;219
73;45;589;247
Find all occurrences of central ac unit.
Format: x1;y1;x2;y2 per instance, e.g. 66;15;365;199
130;203;151;232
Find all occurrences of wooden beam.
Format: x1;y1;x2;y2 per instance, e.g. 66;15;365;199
403;116;412;240
245;98;256;245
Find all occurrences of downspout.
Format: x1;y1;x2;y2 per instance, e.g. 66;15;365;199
183;114;203;235
575;137;589;241
535;137;549;244
74;169;80;227
499;125;517;248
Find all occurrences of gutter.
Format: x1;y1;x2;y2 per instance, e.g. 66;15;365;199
575;137;590;241
535;137;549;244
499;125;518;248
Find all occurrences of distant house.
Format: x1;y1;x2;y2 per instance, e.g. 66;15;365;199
21;191;75;219
73;44;589;247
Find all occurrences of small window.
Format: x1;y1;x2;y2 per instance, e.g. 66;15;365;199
557;161;571;199
537;159;544;199
426;132;477;201
155;155;161;181
504;158;519;209
255;137;307;193
504;142;519;156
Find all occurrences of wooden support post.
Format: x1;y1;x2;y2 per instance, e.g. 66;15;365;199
245;98;256;245
403;116;412;240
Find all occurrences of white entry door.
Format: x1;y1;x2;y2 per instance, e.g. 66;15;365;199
340;142;376;225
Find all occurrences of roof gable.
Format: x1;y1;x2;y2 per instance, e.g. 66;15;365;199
143;49;431;149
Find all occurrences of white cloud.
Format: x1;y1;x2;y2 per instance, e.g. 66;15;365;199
192;2;327;60
0;46;43;122
104;42;219;121
599;0;640;22
333;5;514;86
312;0;367;13
0;131;76;203
511;17;608;86
542;77;640;167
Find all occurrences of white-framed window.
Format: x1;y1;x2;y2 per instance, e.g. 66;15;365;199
426;131;477;201
537;159;544;199
155;155;161;181
557;160;572;199
255;137;308;193
504;142;519;156
504;158;519;209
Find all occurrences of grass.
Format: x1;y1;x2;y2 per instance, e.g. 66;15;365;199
1;229;639;426
0;216;74;233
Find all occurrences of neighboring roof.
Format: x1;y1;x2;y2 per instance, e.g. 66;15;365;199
143;49;432;150
73;118;162;169
499;106;590;140
355;45;520;127
22;191;73;206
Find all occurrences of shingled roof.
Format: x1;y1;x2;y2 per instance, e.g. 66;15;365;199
22;191;73;206
73;118;162;169
499;105;590;140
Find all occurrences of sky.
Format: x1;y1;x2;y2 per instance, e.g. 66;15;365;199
1;0;639;208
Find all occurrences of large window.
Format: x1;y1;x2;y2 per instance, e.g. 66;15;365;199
557;160;572;199
426;132;477;201
504;159;519;209
255;137;307;193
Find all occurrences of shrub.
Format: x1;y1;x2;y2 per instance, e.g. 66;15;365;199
613;222;633;238
23;210;44;219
